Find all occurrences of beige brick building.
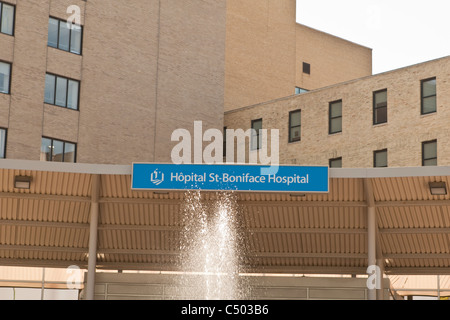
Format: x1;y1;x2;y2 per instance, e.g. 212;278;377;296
0;1;446;168
0;0;449;302
225;0;372;111
225;56;450;168
0;0;373;166
0;0;227;164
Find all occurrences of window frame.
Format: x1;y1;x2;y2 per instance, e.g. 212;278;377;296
0;60;11;94
0;127;7;159
0;1;15;36
288;109;301;143
251;118;263;151
41;137;77;163
329;99;343;135
303;62;311;75
223;126;227;158
422;139;437;167
373;89;388;125
373;149;388;168
329;157;342;168
48;16;83;55
421;77;437;115
295;87;308;95
44;72;80;110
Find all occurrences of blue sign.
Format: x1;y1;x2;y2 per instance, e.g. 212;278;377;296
132;163;329;193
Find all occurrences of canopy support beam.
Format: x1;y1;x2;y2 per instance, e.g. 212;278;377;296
86;174;100;300
364;178;383;300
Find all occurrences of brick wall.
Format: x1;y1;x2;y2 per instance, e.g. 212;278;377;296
0;0;226;164
224;0;373;112
296;23;373;91
225;56;450;168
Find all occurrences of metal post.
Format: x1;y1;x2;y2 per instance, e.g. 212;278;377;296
86;174;100;300
437;275;441;300
376;258;385;300
40;268;45;300
364;178;378;301
367;206;377;300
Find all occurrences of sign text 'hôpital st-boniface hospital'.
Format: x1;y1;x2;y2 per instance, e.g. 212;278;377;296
132;164;329;193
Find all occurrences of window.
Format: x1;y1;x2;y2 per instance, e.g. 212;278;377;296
422;140;437;166
0;2;15;36
329;157;342;168
48;17;83;55
289;110;301;143
329;100;342;134
373;89;387;125
223;126;227;158
374;149;388;168
421;78;437;115
0;61;11;94
251;119;262;150
295;87;308;95
44;73;80;110
0;128;6;158
303;62;311;75
41;137;76;163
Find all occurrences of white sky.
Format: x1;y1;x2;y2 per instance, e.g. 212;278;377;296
296;0;450;74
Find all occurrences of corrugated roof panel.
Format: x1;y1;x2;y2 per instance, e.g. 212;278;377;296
252;257;367;269
0;169;92;197
99;253;178;265
246;233;367;256
381;205;450;229
100;202;182;227
12;199;90;224
237;179;364;203
0;166;449;275
381;234;449;254
0;198;18;220
11;226;88;249
97;229;178;251
387;258;450;269
4;249;85;262
373;176;450;202
244;205;366;230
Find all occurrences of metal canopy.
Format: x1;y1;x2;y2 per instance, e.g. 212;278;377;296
0;159;449;276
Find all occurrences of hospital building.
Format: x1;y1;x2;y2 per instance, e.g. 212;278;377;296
0;0;448;300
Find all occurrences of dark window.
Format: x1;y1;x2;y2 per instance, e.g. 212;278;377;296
0;2;15;36
0;61;11;94
295;87;308;95
422;140;437;166
223;126;227;158
289;110;301;143
0;127;6;158
48;17;83;55
303;62;311;75
41;137;76;163
421;78;437;115
329;100;342;134
44;73;80;110
251;119;262;150
374;149;388;168
329;157;342;168
373;89;387;125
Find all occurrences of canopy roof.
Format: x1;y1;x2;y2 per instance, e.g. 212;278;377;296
0;160;449;276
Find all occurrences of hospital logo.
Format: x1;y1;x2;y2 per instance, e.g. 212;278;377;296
151;169;165;186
